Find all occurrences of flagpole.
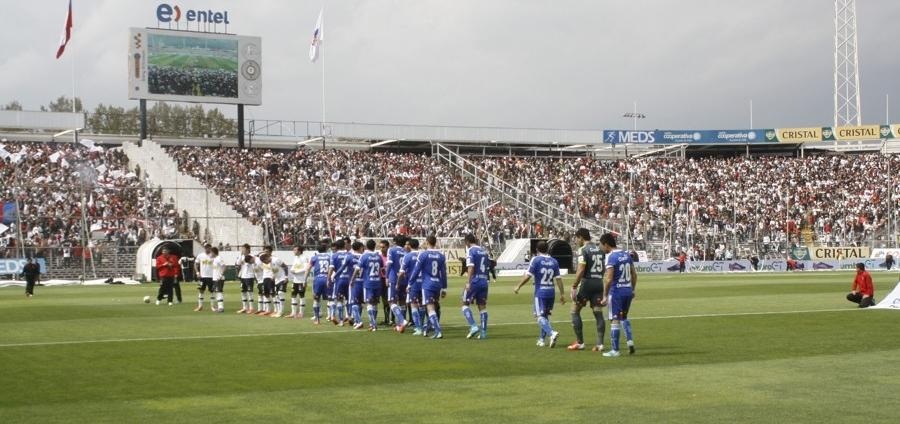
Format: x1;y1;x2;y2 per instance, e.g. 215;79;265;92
320;8;326;151
72;27;77;141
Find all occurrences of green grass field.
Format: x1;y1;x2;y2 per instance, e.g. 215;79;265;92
1;272;898;423
149;53;238;72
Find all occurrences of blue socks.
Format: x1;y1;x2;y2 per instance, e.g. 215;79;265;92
480;311;488;331
391;305;406;326
411;307;422;330
428;312;442;334
538;316;553;336
611;323;621;352
313;302;320;320
351;304;361;324
622;319;633;342
367;305;378;327
462;306;476;326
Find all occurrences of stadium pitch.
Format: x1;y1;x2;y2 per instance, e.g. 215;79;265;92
148;53;238;72
1;272;897;423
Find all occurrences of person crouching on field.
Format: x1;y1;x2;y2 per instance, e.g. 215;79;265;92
846;263;876;308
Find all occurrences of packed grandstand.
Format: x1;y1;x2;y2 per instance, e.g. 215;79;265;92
3;137;898;277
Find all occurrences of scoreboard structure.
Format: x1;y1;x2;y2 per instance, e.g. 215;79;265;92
128;4;262;147
128;28;262;106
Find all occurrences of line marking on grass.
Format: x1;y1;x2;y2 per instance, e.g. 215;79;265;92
0;308;861;348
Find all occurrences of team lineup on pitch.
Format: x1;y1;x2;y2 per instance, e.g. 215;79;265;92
152;230;640;355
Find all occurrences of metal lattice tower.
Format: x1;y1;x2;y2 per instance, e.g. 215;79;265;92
834;0;862;127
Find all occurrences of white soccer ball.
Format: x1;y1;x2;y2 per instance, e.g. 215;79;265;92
143;295;151;304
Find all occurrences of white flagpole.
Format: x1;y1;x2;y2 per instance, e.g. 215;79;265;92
70;0;77;138
320;8;326;149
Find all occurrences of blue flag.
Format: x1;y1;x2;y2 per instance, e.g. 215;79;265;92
1;202;18;225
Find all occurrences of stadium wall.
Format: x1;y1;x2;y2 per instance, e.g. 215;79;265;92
121;140;264;247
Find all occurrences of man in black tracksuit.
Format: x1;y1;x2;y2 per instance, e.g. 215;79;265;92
22;258;41;297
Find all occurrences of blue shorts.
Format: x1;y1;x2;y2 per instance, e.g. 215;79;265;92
312;278;328;300
333;279;350;301
364;285;382;304
407;283;422;304
608;292;634;320
462;283;489;305
533;296;555;317
388;275;399;289
422;285;443;305
350;282;364;305
388;281;407;303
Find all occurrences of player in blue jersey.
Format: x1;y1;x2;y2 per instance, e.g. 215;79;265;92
408;235;447;339
514;241;565;347
342;241;365;329
461;234;491;339
599;233;637;357
304;243;331;325
399;238;425;335
386;235;410;332
352;240;387;331
328;239;352;325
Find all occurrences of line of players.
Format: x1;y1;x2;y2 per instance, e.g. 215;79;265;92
186;228;636;354
191;235;457;339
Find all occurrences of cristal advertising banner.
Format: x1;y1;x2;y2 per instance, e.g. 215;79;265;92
604;125;899;145
809;246;870;260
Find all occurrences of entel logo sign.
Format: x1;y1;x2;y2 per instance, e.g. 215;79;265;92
157;3;230;25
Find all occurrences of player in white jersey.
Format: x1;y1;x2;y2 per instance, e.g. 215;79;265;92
257;253;277;316
235;244;260;314
288;246;308;319
210;247;226;313
270;253;288;318
193;244;218;312
255;246;275;315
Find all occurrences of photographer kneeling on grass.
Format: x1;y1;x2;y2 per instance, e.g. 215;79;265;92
846;263;876;308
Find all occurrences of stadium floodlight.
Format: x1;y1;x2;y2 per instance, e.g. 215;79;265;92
370;139;401;147
623;102;646;131
53;128;83;138
561;144;587;150
297;137;324;146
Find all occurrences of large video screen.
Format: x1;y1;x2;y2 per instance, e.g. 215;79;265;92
128;28;261;105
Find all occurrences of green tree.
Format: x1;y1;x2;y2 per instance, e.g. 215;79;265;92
2;100;23;111
47;95;83;113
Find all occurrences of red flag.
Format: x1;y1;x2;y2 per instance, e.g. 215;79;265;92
55;0;73;59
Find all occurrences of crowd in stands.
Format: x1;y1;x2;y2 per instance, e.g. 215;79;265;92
4;141;896;263
0;141;174;261
167;147;543;247
148;66;238;98
167;146;899;257
473;154;899;256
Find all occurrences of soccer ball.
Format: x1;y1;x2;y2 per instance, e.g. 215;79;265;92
143;296;151;304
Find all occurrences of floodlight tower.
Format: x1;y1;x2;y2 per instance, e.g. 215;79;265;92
834;0;862;127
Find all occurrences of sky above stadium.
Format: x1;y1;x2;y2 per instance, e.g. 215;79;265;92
1;0;899;131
